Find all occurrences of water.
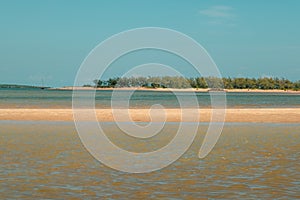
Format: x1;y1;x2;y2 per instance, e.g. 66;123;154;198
0;122;299;199
1;88;299;198
0;88;300;108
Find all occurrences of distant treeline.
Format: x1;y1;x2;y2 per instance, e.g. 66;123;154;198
0;84;47;89
92;76;300;91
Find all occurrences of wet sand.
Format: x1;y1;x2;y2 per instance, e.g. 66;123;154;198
0;108;299;123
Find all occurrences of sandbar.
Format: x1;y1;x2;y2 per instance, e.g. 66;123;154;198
51;87;300;94
0;108;299;123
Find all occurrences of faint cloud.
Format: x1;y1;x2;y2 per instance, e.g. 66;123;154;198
199;5;236;26
199;5;234;18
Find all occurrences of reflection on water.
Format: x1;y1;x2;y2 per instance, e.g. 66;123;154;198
0;122;299;199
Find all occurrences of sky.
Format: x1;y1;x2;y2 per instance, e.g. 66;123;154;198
0;0;300;87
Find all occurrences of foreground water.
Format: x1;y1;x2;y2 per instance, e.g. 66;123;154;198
0;88;300;108
1;122;299;199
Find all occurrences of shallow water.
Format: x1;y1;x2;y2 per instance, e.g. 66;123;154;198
1;88;300;108
1;122;299;199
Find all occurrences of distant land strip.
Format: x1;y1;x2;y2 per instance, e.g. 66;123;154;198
90;76;300;91
1;76;300;91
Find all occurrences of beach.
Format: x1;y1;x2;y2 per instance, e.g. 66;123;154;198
1;108;299;123
2;1;300;198
1;88;299;199
54;86;300;94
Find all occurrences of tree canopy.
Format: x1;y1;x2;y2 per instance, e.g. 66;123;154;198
92;76;300;91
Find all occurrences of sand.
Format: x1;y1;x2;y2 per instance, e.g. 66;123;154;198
52;87;300;93
0;108;299;123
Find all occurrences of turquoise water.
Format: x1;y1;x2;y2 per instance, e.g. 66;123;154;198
0;88;299;108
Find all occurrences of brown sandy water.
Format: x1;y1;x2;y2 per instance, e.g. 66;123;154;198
0;122;299;199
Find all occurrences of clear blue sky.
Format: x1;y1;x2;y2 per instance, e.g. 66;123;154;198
1;0;299;86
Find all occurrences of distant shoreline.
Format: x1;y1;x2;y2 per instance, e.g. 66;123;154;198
51;86;300;93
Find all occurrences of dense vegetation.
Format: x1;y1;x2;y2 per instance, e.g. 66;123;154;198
93;77;300;91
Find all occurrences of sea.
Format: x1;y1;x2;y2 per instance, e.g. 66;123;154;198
0;88;299;199
0;88;300;109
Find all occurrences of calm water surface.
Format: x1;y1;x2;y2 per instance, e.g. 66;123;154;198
0;122;299;199
0;88;300;108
